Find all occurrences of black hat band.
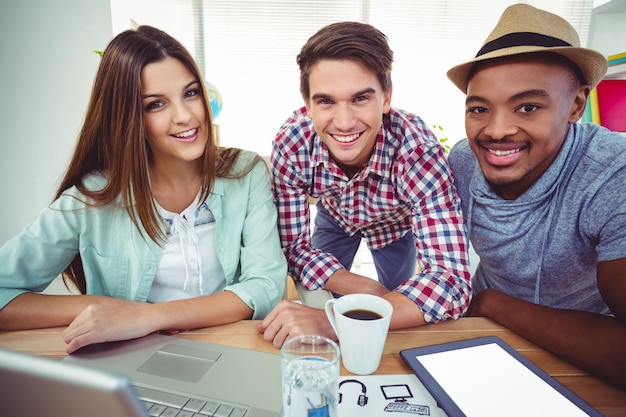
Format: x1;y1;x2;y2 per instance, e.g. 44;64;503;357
476;32;573;58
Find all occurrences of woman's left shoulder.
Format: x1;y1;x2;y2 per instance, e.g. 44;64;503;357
232;149;267;174
235;148;264;165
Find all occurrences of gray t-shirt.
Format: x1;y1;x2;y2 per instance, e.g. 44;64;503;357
449;123;626;315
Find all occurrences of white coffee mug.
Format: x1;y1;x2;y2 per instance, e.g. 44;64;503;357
324;293;393;375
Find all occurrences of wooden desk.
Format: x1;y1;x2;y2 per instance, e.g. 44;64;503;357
1;317;624;416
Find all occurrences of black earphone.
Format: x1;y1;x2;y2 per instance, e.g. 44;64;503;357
338;379;368;406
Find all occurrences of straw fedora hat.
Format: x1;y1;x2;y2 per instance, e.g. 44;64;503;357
447;3;608;93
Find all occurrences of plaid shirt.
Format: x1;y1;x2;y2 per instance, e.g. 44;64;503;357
271;107;470;322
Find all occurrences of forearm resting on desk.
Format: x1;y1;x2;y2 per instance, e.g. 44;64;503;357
0;292;126;329
467;288;626;391
0;291;254;347
61;291;254;353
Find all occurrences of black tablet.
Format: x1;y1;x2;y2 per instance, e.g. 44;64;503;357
400;336;602;417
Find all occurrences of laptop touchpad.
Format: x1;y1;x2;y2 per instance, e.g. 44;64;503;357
137;343;221;383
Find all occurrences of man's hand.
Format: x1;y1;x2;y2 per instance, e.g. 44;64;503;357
257;300;336;348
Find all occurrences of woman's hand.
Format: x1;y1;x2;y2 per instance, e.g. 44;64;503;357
62;300;158;353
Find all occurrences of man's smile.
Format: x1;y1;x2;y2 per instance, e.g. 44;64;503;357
330;132;362;144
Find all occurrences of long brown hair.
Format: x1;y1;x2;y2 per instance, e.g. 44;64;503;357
57;26;252;293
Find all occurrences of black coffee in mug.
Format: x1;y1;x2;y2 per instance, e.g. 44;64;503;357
343;309;383;320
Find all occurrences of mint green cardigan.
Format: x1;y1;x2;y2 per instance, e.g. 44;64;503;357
0;151;286;319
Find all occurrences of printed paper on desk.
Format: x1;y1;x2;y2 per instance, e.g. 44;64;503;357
338;374;447;416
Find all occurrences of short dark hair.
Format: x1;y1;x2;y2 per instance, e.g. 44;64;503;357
468;51;584;93
297;21;394;99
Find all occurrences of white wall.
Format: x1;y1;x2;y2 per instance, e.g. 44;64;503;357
588;0;626;53
588;9;626;57
0;0;113;245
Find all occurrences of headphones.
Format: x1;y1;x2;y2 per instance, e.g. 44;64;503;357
338;379;368;407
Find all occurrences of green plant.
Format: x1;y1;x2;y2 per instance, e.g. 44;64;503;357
433;124;450;154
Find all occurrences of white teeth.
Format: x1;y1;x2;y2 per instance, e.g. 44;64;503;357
174;129;196;138
332;133;360;143
488;148;520;156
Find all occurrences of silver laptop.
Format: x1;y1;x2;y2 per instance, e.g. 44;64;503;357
1;333;282;417
0;346;147;417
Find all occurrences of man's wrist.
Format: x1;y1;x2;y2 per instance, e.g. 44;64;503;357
468;288;500;317
325;269;388;296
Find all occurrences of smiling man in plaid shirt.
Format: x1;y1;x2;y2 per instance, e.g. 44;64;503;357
258;22;471;347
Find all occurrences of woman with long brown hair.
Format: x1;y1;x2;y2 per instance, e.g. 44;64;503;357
0;26;286;353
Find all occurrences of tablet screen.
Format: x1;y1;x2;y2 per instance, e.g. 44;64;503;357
401;337;601;417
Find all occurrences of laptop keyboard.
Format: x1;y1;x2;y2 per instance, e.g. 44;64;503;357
136;385;248;417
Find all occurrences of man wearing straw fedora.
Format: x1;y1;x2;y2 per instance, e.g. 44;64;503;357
447;4;626;390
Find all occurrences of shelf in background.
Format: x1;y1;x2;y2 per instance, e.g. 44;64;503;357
606;63;626;79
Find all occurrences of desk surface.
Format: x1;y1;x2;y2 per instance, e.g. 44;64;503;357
1;317;624;416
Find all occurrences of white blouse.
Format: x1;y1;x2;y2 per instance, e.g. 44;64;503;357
148;194;227;303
